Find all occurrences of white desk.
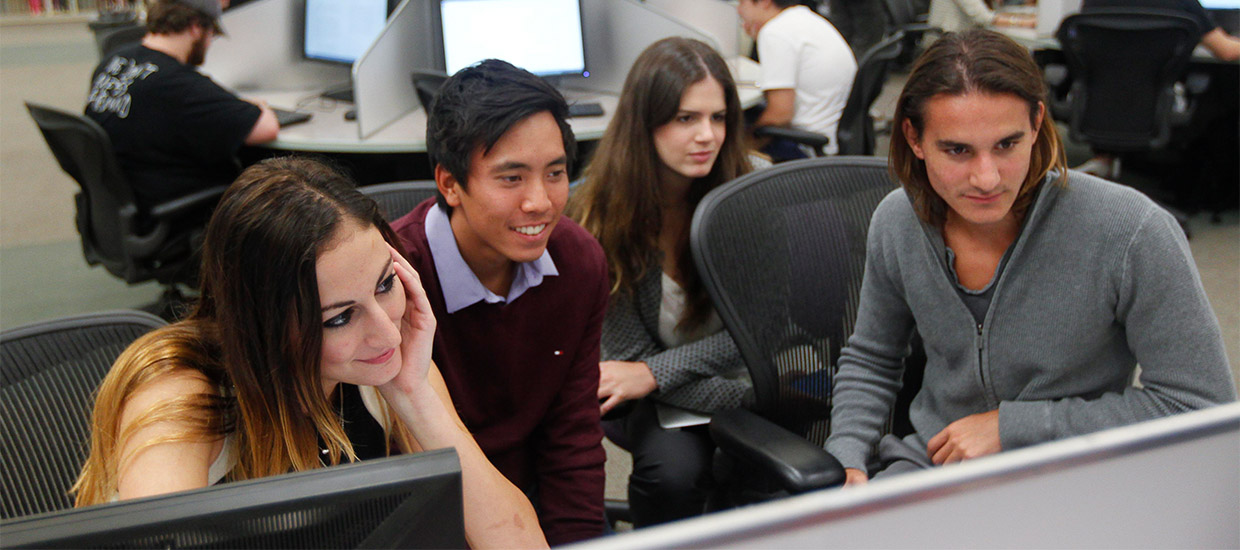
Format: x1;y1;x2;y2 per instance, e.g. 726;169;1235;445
255;57;764;154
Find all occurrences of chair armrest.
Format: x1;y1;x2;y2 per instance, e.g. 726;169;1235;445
148;185;228;219
753;126;830;157
709;408;845;494
896;22;939;36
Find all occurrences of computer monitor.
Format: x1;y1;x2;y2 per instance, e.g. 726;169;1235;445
303;0;390;65
440;0;588;77
1200;0;1240;9
1;449;465;549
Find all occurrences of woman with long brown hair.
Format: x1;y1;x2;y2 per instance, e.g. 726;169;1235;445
568;37;755;527
73;157;547;549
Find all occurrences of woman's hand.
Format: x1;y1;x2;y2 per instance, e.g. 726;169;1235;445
385;245;437;395
597;360;657;416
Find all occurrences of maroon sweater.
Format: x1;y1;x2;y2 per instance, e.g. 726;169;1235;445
392;200;608;545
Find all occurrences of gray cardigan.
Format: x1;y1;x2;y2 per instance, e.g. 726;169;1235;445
825;172;1236;472
601;266;749;412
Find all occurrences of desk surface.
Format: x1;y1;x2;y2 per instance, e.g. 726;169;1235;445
259;57;764;154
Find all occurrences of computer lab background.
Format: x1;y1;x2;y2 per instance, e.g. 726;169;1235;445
2;15;1237;514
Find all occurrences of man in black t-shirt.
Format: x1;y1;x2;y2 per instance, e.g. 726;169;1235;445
86;0;278;209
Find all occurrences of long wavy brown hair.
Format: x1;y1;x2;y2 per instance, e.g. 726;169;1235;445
568;37;751;331
889;29;1068;227
73;157;417;506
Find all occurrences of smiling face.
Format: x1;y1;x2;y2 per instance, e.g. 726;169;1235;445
439;110;569;281
904;92;1044;231
316;220;405;398
653;76;727;188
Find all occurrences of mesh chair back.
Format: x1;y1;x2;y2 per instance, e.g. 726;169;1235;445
1056;9;1200;151
836;31;904;156
98;24;145;58
0;311;166;519
691;157;896;445
361;181;439;222
25;102;139;278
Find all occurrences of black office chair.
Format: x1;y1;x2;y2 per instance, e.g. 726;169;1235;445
0;310;166;519
1053;9;1206;234
754;31;906;158
360;180;439;222
25;102;225;314
1055;9;1208;152
97;23;145;58
690;157;898;508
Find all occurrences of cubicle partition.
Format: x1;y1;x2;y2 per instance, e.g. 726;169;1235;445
641;0;741;57
201;0;348;91
200;0;738;152
353;0;441;139
561;0;717;94
572;404;1240;549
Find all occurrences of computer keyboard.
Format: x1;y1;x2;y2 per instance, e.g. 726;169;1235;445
272;107;312;128
567;102;604;118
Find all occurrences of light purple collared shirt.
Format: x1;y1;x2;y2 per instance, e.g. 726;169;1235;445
424;203;558;314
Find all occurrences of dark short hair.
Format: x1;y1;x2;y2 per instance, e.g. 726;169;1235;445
889;29;1067;226
425;59;576;213
146;0;222;36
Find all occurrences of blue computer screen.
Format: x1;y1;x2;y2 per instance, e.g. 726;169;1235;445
304;0;388;65
440;0;587;77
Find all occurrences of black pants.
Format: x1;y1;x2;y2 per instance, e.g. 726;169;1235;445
827;0;888;59
616;399;715;528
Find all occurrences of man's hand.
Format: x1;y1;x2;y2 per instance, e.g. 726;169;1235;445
597;360;657;416
843;468;868;487
927;410;1001;465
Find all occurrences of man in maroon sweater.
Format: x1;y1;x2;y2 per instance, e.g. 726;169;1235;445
390;59;608;545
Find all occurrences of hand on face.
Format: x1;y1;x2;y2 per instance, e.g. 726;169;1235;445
597;360;657;416
382;245;437;395
927;409;1001;465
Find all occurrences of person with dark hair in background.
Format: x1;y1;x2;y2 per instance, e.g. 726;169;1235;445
389;59;608;545
736;0;857;160
568;37;754;528
825;30;1235;484
85;0;278;210
73;157;548;549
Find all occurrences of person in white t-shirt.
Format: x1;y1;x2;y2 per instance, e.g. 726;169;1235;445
737;0;857;158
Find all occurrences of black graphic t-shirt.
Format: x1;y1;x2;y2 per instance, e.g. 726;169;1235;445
85;44;261;209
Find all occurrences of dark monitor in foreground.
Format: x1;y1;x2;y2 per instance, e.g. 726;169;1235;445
440;0;588;77
1;449;465;549
303;0;389;65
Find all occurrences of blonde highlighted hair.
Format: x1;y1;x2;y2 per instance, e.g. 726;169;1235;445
73;158;418;506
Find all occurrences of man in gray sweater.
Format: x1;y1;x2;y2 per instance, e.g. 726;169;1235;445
825;30;1236;484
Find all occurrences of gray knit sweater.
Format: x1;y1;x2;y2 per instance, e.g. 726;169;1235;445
825;172;1236;472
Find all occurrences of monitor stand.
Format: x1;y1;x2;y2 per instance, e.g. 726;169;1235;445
321;83;354;104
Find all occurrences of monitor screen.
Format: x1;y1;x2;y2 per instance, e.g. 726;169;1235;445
1;450;465;549
304;0;389;65
440;0;587;77
1200;0;1240;8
